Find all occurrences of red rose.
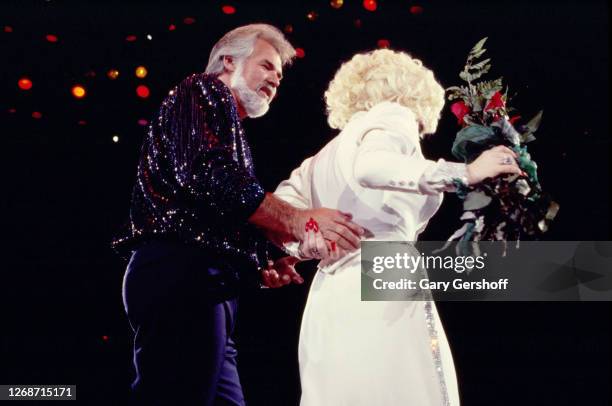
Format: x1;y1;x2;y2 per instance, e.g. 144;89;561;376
451;101;470;125
484;91;505;112
509;115;521;125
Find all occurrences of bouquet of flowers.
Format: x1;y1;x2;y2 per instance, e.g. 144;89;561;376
444;38;559;252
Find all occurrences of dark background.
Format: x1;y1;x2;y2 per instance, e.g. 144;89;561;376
1;0;610;404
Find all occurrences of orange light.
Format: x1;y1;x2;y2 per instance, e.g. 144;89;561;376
135;66;148;79
18;78;32;90
307;11;318;21
72;85;86;99
107;69;119;80
136;85;150;98
330;0;344;8
295;48;305;58
46;34;58;43
363;0;377;12
222;5;236;14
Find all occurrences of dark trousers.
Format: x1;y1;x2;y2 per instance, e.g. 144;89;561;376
122;241;246;405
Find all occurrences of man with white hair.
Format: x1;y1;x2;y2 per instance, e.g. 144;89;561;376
115;24;364;405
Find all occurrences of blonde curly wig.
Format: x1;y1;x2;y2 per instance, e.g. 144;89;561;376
324;49;445;135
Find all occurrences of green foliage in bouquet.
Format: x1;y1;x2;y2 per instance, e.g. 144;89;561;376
445;38;559;249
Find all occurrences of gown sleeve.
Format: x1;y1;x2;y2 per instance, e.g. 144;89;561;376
353;106;468;195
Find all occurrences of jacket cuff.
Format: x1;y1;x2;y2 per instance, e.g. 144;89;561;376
418;160;469;194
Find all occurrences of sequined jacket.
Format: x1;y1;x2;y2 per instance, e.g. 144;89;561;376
113;73;268;272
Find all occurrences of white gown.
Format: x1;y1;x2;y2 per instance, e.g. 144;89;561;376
274;102;465;406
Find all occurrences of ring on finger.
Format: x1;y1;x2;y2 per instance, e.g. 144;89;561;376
500;155;513;165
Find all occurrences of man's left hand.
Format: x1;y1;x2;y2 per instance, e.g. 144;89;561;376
261;256;304;288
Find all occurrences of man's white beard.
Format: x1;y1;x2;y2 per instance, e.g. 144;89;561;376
230;63;270;118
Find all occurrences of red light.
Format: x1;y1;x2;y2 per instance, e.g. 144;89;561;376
5;25;14;33
377;39;390;48
126;35;137;42
363;0;377;12
32;111;42;119
284;24;293;34
18;78;32;90
183;17;196;25
168;24;176;31
354;19;363;28
222;5;236;14
46;34;58;43
102;335;109;341
78;120;87;126
72;85;86;99
295;48;305;58
8;108;17;113
137;119;148;126
410;5;424;14
136;85;150;98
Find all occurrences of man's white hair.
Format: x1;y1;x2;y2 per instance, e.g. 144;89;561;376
324;49;445;136
205;24;296;74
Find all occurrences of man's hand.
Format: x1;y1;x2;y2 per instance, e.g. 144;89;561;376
248;194;364;251
291;209;364;252
261;256;304;288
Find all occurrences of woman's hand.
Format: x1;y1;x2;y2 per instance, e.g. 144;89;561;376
298;228;349;267
318;242;347;268
298;227;330;260
292;210;363;251
466;145;524;185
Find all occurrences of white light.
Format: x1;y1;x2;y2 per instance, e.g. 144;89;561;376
112;135;119;143
146;34;153;40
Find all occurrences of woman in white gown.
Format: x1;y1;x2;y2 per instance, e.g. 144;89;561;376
272;49;522;406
